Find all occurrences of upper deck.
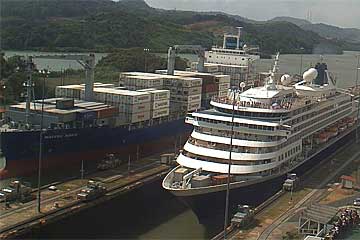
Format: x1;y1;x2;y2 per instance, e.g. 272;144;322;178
207;83;348;121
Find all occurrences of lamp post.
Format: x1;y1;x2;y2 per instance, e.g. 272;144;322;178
356;63;360;142
356;55;360;87
223;89;236;239
299;47;305;75
37;69;49;213
144;48;150;72
1;85;6;106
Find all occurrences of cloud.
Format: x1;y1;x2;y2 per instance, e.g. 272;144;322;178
145;0;360;29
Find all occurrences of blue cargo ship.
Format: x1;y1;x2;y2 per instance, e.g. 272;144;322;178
0;118;192;178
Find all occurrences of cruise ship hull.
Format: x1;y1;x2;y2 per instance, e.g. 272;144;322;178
0;119;192;178
166;127;356;223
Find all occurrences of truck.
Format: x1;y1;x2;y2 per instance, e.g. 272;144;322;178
97;154;123;171
0;180;33;203
77;180;107;202
231;205;254;228
282;173;300;191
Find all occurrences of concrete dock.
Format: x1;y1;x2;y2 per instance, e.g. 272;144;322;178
212;142;360;240
0;153;173;239
234;142;360;240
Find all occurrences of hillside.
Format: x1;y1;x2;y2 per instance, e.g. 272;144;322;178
271;16;360;44
1;0;357;54
271;17;312;27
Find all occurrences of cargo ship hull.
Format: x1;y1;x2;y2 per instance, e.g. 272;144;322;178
171;127;356;223
0;119;192;178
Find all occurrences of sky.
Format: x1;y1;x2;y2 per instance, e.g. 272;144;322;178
144;0;360;29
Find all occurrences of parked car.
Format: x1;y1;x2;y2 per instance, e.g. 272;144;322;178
48;185;57;191
353;198;360;206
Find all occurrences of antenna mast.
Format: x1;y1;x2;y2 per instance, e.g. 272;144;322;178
266;52;280;90
25;56;34;125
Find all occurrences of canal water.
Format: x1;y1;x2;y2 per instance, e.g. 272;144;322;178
3;50;360;87
3;51;107;71
1;50;360;239
22;179;223;239
344;228;360;239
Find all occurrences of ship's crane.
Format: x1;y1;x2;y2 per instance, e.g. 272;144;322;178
167;45;205;75
33;54;95;102
182;167;202;189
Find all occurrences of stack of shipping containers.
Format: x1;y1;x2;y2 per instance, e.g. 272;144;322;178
119;72;204;117
6;98;118;129
55;83;115;99
55;84;83;99
155;70;230;109
80;88;151;125
56;83;153;126
119;73;163;90
190;62;258;88
137;89;170;120
161;76;202;116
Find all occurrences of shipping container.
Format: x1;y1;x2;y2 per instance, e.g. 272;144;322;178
92;88;151;105
215;75;231;84
163;77;202;88
76;110;97;121
187;101;201;111
170;94;201;103
218;82;230;91
188;94;201;103
120;75;163;90
118;102;151;114
203;83;217;93
56;99;74;110
128;111;151;123
96;107;118;119
152;107;169;118
218;90;228;98
153;99;170;110
187;86;202;95
138;89;170;101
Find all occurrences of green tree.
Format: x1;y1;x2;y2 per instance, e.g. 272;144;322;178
95;48;188;82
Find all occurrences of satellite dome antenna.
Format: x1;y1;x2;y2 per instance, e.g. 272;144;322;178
240;82;246;92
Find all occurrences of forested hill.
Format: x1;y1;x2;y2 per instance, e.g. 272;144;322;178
1;0;358;54
271;16;360;44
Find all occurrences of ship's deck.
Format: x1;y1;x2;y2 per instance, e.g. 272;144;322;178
212;91;343;113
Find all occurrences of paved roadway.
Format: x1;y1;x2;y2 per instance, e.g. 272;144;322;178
0;157;169;236
256;147;360;240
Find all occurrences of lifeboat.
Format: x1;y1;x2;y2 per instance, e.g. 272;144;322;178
338;124;347;132
346;117;356;127
314;132;329;144
327;126;338;138
338;123;347;132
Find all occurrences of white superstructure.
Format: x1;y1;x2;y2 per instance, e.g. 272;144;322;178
163;55;357;197
191;27;260;89
205;27;260;66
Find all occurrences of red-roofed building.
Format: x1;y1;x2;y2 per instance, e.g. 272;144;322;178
340;175;356;189
0;108;5;119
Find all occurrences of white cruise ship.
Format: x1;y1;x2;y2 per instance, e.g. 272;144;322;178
163;54;358;222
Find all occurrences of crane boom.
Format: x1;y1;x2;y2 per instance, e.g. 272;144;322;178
174;45;203;51
34;53;95;101
167;45;205;75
